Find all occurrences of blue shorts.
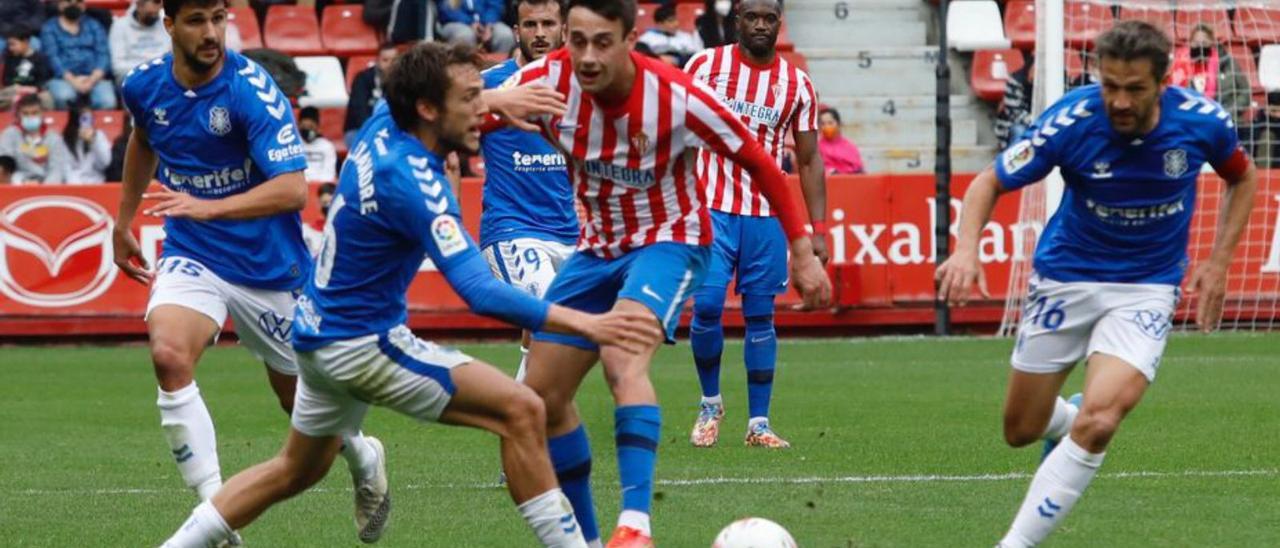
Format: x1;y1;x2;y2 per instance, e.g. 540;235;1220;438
703;211;788;295
533;243;710;351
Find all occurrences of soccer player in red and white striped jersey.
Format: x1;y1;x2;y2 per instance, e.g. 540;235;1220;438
499;1;831;545
682;0;829;451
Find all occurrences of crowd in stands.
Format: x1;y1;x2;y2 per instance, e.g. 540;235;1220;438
1;0;865;184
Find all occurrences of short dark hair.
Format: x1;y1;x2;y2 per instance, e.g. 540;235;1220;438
163;0;226;20
1094;20;1172;83
567;0;636;35
0;155;15;174
318;182;336;196
299;107;320;122
15;93;42;111
653;4;677;24
819;106;841;124
6;26;35;42
379;42;398;54
1267;91;1280;106
514;0;567;20
385;41;480;132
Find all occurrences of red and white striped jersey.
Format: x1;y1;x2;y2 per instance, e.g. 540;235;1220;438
685;45;819;217
508;49;795;259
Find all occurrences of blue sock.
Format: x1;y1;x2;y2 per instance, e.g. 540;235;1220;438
743;294;778;419
548;425;600;542
690;286;726;399
614;405;661;514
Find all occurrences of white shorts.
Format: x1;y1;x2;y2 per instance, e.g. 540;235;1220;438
290;325;474;437
482;238;576;299
1011;272;1179;382
146;256;298;375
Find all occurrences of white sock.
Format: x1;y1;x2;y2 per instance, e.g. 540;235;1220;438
515;346;529;383
586;539;603;548
701;394;723;406
748;416;768;429
157;383;222;500
1041;397;1079;442
517;488;588;547
617;509;651;536
340;431;377;477
999;436;1105;548
161;500;233;548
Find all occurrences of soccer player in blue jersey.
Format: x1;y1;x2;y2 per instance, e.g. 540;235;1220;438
480;0;577;383
936;22;1257;547
110;0;386;542
158;42;662;548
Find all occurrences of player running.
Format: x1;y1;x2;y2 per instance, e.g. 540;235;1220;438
480;0;577;383
158;42;663;548
502;1;833;545
683;0;828;449
935;22;1256;547
110;0;386;541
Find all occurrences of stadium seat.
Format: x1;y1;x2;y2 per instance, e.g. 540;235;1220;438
947;1;1010;51
319;107;347;156
636;5;656;34
322;5;379;57
264;5;326;56
42;111;69;130
1064;1;1113;49
1117;5;1175;41
1258;45;1280;91
1176;9;1233;44
1065;48;1087;84
86;0;128;10
468;155;486;178
1234;8;1280;46
1231;44;1263;94
970;48;1025;102
779;51;809;74
675;4;702;31
1004;0;1036;50
95;111;126;142
776;20;794;52
295;56;350;108
345;55;377;91
228;7;263;51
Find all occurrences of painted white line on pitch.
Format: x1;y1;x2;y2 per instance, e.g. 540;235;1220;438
13;469;1276;496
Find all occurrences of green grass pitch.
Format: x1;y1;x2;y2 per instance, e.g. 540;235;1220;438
1;333;1277;546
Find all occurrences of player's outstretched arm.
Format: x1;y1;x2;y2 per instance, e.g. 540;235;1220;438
794;130;829;264
143;171;308;221
113;125;159;285
1188;160;1258;332
481;85;566;132
935;166;1008;306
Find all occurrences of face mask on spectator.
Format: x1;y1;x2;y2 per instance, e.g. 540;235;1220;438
140;13;159;26
302;128;319;143
1190;45;1211;61
63;5;83;20
21;116;42;134
715;0;731;17
821;125;839;140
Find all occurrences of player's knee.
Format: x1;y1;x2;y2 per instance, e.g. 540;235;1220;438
150;340;196;388
501;387;547;440
1002;412;1044;448
1071;408;1122;448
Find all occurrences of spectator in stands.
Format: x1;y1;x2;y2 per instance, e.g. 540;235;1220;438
109;0;170;84
696;0;736;49
994;58;1033;151
0;0;47;55
60;101;111;183
42;0;117;110
345;43;396;146
1247;91;1280;169
4;28;55;109
0;155;15;184
436;0;515;54
0;94;70;183
106;113;129;182
817;107;864;175
298;106;337;182
1170;24;1251;125
303;182;336;255
639;3;702;67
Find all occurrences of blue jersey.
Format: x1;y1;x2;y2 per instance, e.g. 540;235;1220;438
995;85;1243;284
121;51;310;290
293;106;550;351
478;58;578;247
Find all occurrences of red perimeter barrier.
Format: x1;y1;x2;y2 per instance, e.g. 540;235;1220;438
2;174;1278;338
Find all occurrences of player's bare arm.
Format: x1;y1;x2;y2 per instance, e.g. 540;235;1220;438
113;124;159;285
935;166;1004;306
793;129;829;264
142;171;308;221
482;85;567;131
1188;160;1258;332
541;306;665;355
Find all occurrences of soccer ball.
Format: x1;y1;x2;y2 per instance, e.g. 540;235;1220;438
712;517;797;548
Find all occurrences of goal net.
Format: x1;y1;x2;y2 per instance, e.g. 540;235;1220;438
998;0;1280;335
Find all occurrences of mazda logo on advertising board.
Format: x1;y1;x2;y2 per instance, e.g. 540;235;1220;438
0;196;119;307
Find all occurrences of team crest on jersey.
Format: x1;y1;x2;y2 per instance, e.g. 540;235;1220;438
630;132;652;156
208;106;232;136
1163;149;1188;178
1002;140;1034;174
431;215;468;258
771;82;785;99
153;108;169;126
